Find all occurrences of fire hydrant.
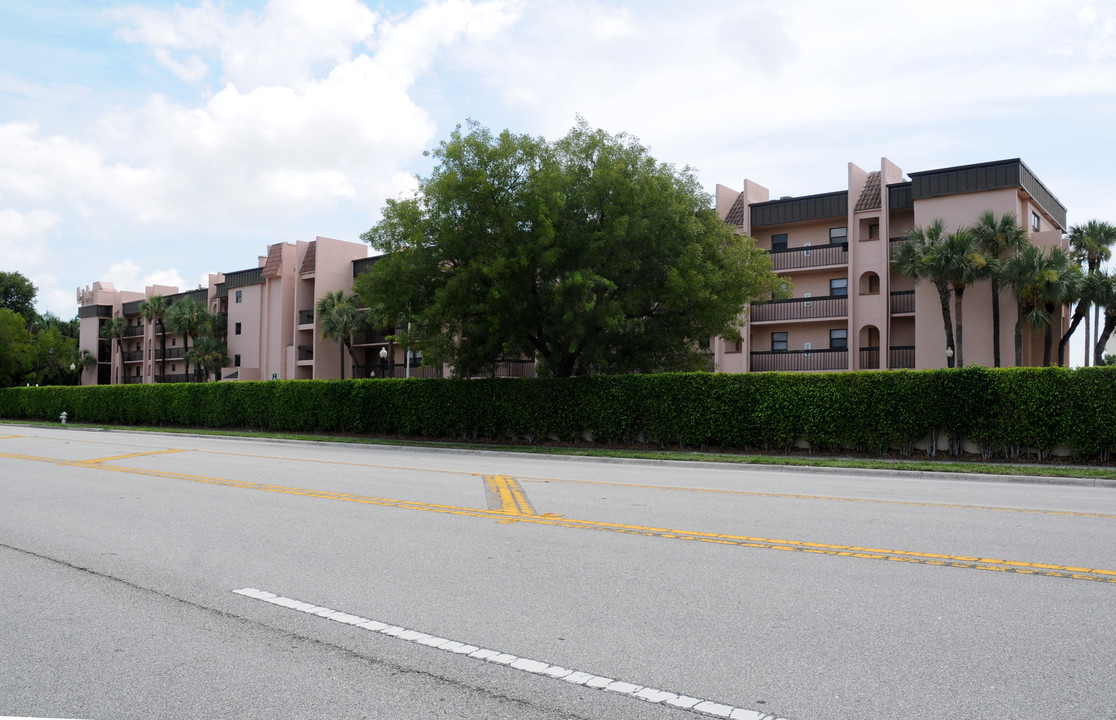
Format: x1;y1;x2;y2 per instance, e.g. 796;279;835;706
60;411;68;425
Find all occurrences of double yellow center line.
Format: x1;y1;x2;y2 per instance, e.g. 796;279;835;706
2;445;1114;584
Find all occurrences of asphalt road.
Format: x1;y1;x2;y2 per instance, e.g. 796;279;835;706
2;425;1114;720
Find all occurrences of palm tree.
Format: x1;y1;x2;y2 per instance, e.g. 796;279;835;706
921;227;989;368
1065;220;1116;365
1003;244;1081;366
139;295;168;381
187;336;229;382
166;297;206;382
316;290;364;379
970;211;1027;367
99;316;128;384
893;219;956;366
1089;271;1116;365
76;348;97;385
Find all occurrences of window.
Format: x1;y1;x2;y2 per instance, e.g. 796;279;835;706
830;278;848;296
235;290;243;303
867;274;880;294
868;223;879;240
830;329;848;349
172;338;177;346
830;227;847;245
1032;212;1040;232
235;322;242;336
772;332;788;352
234;354;241;367
772;233;788;251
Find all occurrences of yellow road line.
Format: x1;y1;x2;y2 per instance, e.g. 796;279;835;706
517;476;1116;521
13;433;1112;521
484;475;537;516
75;449;190;465
4;448;1113;585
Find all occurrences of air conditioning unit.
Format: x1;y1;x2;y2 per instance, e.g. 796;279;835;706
803;242;811;257
804;341;812;358
804;291;812;308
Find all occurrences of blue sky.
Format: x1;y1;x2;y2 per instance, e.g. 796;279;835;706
2;0;1114;363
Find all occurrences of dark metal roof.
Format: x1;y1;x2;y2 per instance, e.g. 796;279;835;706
888;182;913;209
750;191;848;228
164;288;208;304
908;158;1067;230
77;304;112;319
353;255;384;278
224;267;264;289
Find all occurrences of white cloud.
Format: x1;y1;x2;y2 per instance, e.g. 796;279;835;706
0;207;59;266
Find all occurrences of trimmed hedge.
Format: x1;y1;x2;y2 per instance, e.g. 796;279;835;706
2;366;1114;461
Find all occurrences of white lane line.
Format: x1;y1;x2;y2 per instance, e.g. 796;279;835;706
233;587;784;720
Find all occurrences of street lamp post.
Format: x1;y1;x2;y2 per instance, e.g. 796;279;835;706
945;346;954;368
379;346;388;378
70;362;77;386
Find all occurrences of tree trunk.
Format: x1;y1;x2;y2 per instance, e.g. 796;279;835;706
1043;303;1055;366
1096;309;1116;365
1058;300;1088;367
1014;307;1025;367
954;284;965;368
936;281;955;367
1084;305;1092;367
990;277;1001;367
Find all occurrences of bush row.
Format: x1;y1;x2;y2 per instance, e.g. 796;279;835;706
2;366;1114;461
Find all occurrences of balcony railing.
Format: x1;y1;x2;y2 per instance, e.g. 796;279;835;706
860;346;881;369
124;324;144;337
123;350;144;362
889;346;915;369
156;374;189;383
769;242;848;271
298;345;314;361
890;290;915;314
750;349;849;372
123;375;144;384
156;347;186;360
298;309;314;325
751;295;848;322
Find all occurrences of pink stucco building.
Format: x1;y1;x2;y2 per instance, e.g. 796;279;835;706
75;236;431;385
713;157;1069;372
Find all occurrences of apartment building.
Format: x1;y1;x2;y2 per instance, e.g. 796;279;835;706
712;158;1069;372
75;236;433;385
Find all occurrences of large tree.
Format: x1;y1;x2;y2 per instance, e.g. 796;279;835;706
0;271;37;325
356;119;782;378
0;308;33;387
970;211;1027;367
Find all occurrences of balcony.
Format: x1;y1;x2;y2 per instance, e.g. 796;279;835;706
298;345;314;361
860;346;881;369
124;324;144;337
122;376;144;384
155;347;186;360
123;350;144;362
750;349;849;372
770;242;848;271
298;309;314;325
156;374;189;383
751;295;847;323
889;346;915;369
890;290;915;314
